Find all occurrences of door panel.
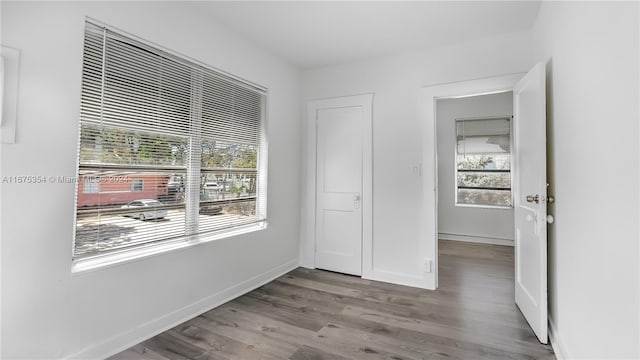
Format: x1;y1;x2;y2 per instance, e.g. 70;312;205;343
315;106;363;276
514;62;548;344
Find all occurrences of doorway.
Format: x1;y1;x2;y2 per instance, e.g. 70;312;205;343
421;65;549;344
435;91;515;247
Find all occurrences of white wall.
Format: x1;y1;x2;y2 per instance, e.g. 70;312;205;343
532;2;639;358
0;2;301;359
436;92;514;244
300;31;533;288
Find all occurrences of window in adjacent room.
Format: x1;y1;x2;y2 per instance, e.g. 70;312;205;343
455;117;512;208
73;20;268;263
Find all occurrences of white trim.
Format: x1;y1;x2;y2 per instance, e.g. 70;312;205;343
439;233;514;246
301;94;374;278
365;269;427;289
1;45;20;144
67;259;298;359
637;2;640;352
72;222;267;273
549;318;570;360
419;73;525;290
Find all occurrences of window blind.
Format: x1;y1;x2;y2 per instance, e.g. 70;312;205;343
456;118;510;155
74;21;267;259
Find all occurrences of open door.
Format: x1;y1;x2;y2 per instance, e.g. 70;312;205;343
513;62;548;344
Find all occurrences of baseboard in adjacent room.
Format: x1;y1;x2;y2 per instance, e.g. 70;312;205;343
439;232;514;246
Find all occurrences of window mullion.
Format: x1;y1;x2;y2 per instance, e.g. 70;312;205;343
185;69;203;238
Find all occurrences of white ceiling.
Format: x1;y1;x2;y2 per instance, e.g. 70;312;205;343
193;1;542;69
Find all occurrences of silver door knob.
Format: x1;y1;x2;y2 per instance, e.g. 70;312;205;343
353;194;361;201
526;194;540;203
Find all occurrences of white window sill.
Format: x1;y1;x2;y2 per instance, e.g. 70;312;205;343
71;221;267;274
455;203;513;210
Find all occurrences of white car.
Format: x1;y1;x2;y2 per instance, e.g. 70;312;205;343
203;182;222;191
121;199;168;220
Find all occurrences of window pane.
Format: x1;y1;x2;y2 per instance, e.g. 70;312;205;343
457;172;511;189
457;189;512;207
199;139;259;234
75;124;190;258
457;154;510;170
456;118;510;155
75;170;187;258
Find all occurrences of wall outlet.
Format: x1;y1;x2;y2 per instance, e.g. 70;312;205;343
424;258;432;273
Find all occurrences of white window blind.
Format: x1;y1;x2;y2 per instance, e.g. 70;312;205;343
74;21;267;259
455;117;511;207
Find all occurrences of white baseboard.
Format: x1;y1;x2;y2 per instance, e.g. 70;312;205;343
67;259;299;360
364;268;435;290
549;318;570;360
439;232;514;246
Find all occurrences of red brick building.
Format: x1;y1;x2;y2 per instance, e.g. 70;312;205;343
76;174;170;207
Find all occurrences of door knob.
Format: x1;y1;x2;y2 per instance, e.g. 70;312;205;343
526;194;540;203
353;194;361;201
526;194;555;204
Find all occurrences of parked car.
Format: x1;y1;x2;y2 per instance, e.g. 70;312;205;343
121;199;168;220
200;193;223;215
203;182;222;191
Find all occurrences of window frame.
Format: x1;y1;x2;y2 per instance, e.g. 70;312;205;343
454;116;513;209
71;19;269;271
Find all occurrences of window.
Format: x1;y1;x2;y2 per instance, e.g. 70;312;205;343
131;179;143;192
73;21;267;261
82;176;99;194
455;117;511;207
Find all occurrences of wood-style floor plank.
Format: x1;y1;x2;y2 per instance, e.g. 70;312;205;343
109;240;555;359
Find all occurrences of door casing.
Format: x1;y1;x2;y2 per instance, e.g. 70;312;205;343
419;73;525;290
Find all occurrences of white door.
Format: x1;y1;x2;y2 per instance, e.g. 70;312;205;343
315;106;364;276
513;62;548;344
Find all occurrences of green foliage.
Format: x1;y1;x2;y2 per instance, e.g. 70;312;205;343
229;184;247;196
232;148;257;169
457;155;494;170
456;154;512;207
201;140;257;169
81;126;258;170
457;172;510;188
457;189;512;207
80;125;188;166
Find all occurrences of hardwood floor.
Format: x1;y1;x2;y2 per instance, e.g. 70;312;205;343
109;240;555;359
